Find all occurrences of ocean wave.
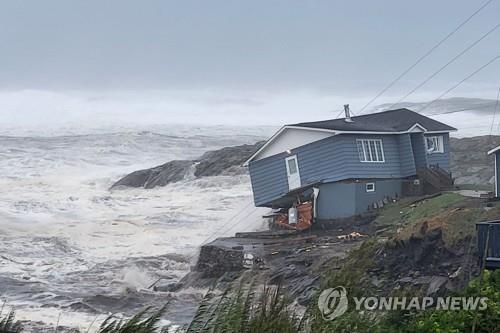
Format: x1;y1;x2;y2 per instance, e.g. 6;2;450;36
0;128;268;330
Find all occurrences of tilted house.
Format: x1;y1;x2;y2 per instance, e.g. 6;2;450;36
244;108;456;220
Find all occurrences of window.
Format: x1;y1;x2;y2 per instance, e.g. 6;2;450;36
425;136;444;154
356;139;385;162
366;182;375;192
287;157;298;174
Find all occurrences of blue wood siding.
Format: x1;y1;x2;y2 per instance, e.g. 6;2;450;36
297;134;402;183
425;133;450;171
316;182;356;219
248;154;289;205
397;134;416;177
353;179;402;215
250;133;414;206
410;133;428;170
316;179;403;219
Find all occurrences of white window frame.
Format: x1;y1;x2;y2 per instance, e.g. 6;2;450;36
425;136;444;154
356;139;385;163
285;155;301;190
285;155;299;176
366;182;375;192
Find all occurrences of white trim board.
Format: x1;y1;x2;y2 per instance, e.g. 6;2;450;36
488;146;500;155
255;127;333;161
496;154;498;197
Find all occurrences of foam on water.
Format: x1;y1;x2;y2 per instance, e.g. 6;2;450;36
0;127;270;331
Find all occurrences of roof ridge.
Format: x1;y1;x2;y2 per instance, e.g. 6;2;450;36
292;108;414;125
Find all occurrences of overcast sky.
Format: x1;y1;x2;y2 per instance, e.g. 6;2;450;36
1;0;499;130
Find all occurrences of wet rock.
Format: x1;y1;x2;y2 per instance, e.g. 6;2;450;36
195;241;245;278
111;160;193;189
427;276;448;295
194;144;264;177
110;141;264;189
64;301;98;313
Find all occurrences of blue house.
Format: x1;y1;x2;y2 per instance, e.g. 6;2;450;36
244;107;456;220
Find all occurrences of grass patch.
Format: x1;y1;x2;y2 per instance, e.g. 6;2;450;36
307;193;500;332
307;240;383;332
456;183;495;192
320;239;380;291
375;193;466;229
392;198;500;249
187;280;298;333
384;270;500;333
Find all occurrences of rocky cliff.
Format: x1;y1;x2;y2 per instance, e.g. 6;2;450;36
110;142;264;189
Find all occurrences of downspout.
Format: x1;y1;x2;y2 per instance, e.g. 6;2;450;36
313;187;320;221
496;153;499;197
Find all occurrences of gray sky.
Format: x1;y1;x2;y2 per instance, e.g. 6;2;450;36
0;0;499;129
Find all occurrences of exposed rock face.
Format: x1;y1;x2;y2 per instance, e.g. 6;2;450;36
110;142;264;189
111;160;194;189
450;135;500;185
194;144;263;177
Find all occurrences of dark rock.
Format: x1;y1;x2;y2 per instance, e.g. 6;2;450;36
427;276;448;295
195;242;245;278
111;160;193;189
194;144;264;177
64;301;98;313
110;141;264;189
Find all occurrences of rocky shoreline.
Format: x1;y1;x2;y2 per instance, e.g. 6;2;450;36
177;193;495;329
110;142;264;189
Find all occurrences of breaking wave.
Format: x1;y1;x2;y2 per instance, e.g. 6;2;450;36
0;127;269;331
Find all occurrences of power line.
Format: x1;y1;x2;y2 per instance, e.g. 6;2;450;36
419;55;500;113
390;22;500;109
333;109;344;119
358;0;495;114
222;206;259;236
199;201;253;246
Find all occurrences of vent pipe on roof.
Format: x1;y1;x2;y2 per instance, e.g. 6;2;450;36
344;104;353;122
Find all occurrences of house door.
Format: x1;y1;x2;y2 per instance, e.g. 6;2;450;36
285;155;301;190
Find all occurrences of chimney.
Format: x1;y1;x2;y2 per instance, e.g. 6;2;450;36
344;104;353;122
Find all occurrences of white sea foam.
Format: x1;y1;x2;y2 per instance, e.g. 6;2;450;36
0;126;271;330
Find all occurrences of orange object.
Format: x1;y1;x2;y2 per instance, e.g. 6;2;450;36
273;202;313;231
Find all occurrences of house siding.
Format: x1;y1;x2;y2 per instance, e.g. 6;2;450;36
248;155;289;205
425;133;450;171
410;133;428;170
250;133;410;206
297;134;402;183
316;179;403;219
316;182;356;219
397;134;416;176
353;179;402;215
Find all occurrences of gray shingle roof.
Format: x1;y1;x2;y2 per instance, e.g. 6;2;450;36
290;108;457;132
